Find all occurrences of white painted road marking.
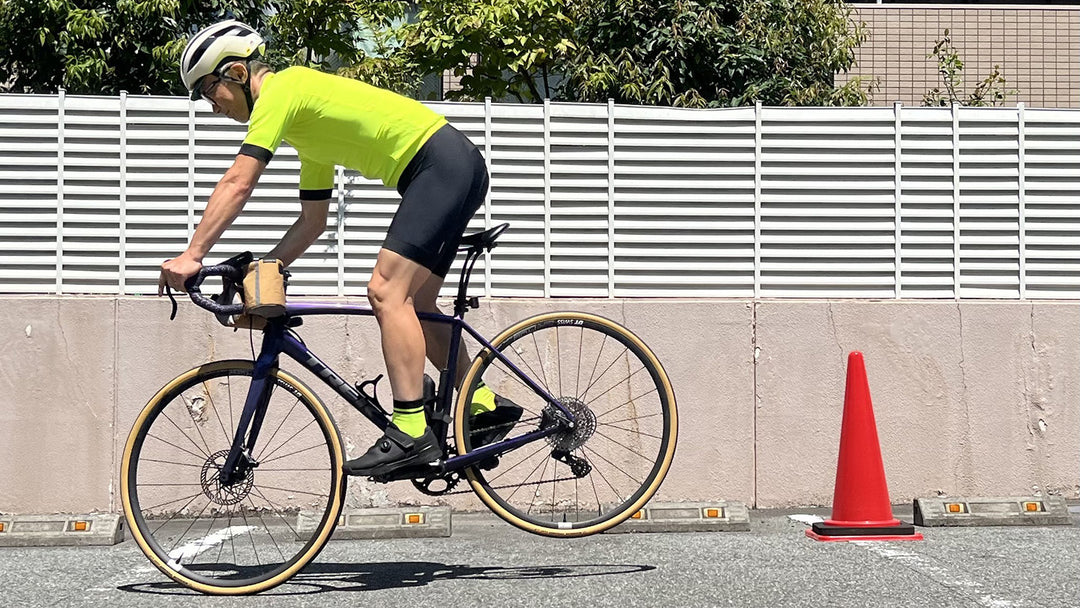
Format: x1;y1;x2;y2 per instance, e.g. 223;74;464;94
166;525;256;570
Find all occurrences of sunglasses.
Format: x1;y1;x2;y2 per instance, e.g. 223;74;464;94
192;75;225;102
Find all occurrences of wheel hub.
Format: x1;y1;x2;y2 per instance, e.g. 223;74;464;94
200;450;254;505
544;397;596;452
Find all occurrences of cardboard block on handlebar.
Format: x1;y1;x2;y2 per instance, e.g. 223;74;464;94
243;258;288;318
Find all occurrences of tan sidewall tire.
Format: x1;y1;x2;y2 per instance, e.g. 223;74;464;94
453;312;677;537
120;360;346;595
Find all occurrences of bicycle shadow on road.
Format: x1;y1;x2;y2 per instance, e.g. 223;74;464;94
118;561;657;595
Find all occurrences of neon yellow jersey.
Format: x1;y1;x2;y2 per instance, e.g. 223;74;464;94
239;66;447;197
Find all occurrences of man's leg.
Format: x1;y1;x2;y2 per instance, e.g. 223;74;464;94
367;248;432;404
413;274;471;387
343;248;442;476
414;272;520;446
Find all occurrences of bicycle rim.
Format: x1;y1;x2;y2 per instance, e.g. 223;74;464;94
121;361;345;594
455;312;678;537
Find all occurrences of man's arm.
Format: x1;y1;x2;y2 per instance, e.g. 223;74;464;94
187;154;266;261
267;199;330;267
158;154;265;294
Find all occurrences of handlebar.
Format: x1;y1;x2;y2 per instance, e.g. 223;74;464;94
184;264;246;316
166;252;252;321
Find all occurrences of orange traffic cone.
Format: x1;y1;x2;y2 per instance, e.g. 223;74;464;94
806;351;923;542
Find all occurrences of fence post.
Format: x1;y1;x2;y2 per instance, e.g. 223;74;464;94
952;102;961;300
753;100;762;299
187;99;195;240
608;98;615;299
55;88;65;295
337;166;345;297
484;96;493;298
543;98;551;298
894;101;902;299
1017;102;1026;300
119;91;127;294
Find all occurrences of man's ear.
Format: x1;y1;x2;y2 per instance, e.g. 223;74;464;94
222;61;249;84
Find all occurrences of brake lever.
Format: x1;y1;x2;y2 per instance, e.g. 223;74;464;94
166;285;179;320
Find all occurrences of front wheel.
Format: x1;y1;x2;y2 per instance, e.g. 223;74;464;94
120;360;345;595
455;312;678;537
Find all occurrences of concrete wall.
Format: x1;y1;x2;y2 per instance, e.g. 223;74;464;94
2;296;1077;514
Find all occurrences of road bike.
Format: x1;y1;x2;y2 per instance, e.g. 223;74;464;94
120;223;678;595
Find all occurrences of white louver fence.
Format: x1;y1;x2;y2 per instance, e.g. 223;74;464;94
1;94;1078;299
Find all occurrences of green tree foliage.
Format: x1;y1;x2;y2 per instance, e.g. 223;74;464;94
922;29;1016;107
562;0;871;107
0;0;391;95
388;0;577;102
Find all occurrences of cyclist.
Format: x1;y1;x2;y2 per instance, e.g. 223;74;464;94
158;20;520;477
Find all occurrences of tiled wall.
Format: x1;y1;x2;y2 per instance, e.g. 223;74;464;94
845;6;1080;108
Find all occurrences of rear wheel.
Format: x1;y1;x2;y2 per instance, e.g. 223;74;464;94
121;360;345;595
455;312;677;537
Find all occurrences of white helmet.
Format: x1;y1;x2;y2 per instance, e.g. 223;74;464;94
180;20;265;100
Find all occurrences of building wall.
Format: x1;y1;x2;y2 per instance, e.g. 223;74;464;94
847;5;1080;107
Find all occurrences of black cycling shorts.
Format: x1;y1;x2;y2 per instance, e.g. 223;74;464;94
383;124;489;278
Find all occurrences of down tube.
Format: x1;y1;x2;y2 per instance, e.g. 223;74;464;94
459;321;574;419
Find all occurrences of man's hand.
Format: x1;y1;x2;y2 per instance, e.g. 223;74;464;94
159;253;204;295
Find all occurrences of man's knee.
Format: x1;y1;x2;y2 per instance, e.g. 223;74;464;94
366;274;412;318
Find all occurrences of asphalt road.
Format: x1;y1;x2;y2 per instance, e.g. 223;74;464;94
3;507;1079;608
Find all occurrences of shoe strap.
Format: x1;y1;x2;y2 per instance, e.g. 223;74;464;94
383;425;417;450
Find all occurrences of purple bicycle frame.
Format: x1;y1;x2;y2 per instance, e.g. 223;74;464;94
220;300;575;480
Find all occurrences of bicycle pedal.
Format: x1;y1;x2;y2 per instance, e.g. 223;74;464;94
369;460;444;483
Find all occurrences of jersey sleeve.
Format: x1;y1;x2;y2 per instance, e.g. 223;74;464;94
299;156;335;201
239;79;297;163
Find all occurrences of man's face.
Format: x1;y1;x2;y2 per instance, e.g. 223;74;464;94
199;69;250;123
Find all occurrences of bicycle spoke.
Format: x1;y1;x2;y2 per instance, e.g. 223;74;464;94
140;457;203;468
257;418;317;463
597;412;663;426
597;424;665;441
579;350;632;403
530;329;551;397
145;491;204;521
179;393;216;458
582;443;645;486
145;433;206;462
256;485;330;499
526;452;553;516
251;486;304;542
247;495;286;564
591;427;660;464
258;442;327;465
484;441;551;485
581;446;629;501
253;396;303;462
158;411;211;459
587;368;654;412
200;379;233;448
168;498;214;560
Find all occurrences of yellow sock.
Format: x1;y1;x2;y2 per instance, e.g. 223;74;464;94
392;399;427;438
470;383;497;416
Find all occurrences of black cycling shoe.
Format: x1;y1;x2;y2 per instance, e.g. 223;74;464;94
469;396;524;448
344;425;442;477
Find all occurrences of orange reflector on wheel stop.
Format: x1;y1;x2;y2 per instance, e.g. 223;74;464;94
1024;501;1043;513
404;513;424;525
0;522;5;532
630;510;644;520
946;502;967;514
704;508;723;519
71;521;90;532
